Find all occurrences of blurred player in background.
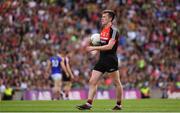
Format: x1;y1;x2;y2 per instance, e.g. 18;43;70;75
46;53;69;100
77;10;123;110
60;51;74;100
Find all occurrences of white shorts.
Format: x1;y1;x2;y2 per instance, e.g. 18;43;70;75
51;73;62;80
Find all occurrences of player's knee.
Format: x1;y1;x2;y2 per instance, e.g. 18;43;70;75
114;80;121;87
89;79;97;86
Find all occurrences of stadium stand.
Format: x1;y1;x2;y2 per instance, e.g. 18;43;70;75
0;0;179;100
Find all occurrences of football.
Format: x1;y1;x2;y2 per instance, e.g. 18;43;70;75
90;33;100;46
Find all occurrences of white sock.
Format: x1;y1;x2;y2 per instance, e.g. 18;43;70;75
116;104;122;108
86;103;92;107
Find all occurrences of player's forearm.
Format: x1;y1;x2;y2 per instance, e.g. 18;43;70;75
94;44;113;51
61;62;69;77
63;67;69;77
92;38;115;51
67;65;74;77
68;70;73;77
46;65;51;74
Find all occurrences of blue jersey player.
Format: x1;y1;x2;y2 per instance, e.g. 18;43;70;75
47;54;69;100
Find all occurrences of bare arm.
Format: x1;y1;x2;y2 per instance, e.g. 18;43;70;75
87;38;116;52
59;56;69;77
46;60;51;78
66;58;74;79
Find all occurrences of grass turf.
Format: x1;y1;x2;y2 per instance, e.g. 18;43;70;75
0;99;180;112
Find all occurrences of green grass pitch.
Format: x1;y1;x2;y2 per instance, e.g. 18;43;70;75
0;99;180;112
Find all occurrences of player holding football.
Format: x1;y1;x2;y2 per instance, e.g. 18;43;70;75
77;10;123;110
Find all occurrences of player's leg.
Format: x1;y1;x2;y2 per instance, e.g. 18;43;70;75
63;81;72;100
51;75;58;100
52;79;58;100
52;74;62;100
110;70;123;110
58;79;63;99
76;70;102;110
53;79;62;100
88;70;102;101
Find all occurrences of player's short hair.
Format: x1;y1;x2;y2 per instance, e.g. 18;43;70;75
102;10;116;21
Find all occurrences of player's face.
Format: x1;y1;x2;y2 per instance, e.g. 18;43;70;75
101;13;111;26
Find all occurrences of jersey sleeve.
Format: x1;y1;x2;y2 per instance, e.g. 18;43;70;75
58;56;62;62
50;57;52;62
111;27;118;40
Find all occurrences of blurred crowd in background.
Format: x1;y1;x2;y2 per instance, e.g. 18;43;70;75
0;0;180;99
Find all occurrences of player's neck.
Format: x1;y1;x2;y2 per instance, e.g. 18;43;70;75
103;22;112;29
